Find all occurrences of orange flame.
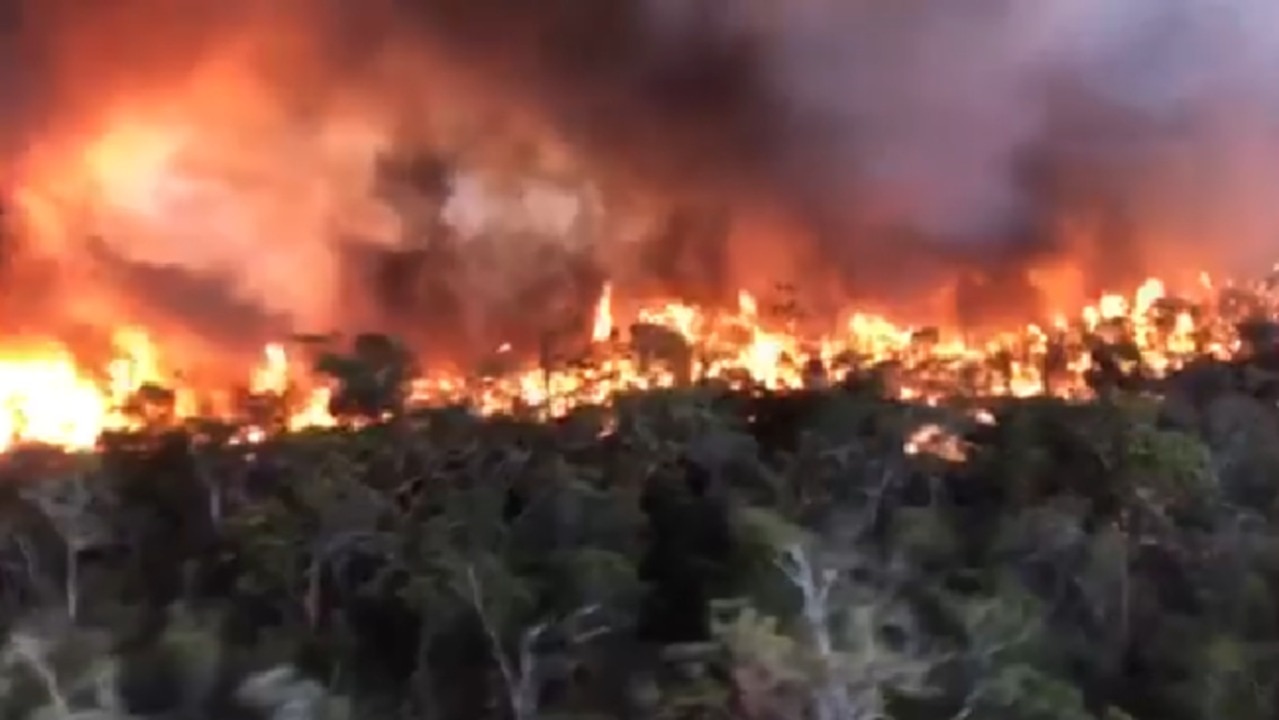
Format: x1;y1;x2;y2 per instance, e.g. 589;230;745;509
0;57;1268;452
0;267;1260;452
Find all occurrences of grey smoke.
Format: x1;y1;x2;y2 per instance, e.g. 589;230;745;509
706;0;1279;243
388;0;1279;286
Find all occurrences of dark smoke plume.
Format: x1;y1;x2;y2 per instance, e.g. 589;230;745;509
390;0;1279;291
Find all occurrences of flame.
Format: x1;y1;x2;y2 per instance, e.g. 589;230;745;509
591;283;614;343
250;343;289;396
0;104;1263;451
82;119;191;217
11;83;399;337
0;45;1273;452
0;348;110;450
0;266;1266;452
905;423;968;462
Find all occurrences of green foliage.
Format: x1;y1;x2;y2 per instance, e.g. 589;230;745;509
963;664;1093;720
3;357;1279;719
1122;422;1216;508
1184;635;1279;720
891;506;961;567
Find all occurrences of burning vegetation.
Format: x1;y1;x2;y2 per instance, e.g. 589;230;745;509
0;264;1276;452
2;0;1279;452
7;5;1279;720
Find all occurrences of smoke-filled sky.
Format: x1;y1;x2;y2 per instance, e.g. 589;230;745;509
3;0;1279;360
398;0;1279;228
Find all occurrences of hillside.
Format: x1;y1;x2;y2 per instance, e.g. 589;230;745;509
1;350;1278;720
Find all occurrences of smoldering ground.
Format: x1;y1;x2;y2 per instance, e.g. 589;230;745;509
3;0;1279;363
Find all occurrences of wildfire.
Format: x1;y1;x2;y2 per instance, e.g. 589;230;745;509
0;267;1264;453
404;270;1253;417
1;49;1272;453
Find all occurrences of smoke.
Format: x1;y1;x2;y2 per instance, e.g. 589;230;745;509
407;0;1279;263
430;0;1279;266
4;0;1279;362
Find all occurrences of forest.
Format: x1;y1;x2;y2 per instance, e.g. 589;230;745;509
0;327;1277;720
6;1;1279;715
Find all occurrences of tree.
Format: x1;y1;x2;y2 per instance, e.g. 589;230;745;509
315;334;416;421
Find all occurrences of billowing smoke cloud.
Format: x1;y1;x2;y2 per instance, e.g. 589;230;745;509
4;0;1279;363
396;0;1279;291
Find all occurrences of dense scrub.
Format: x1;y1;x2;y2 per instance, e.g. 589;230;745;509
3;355;1279;719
